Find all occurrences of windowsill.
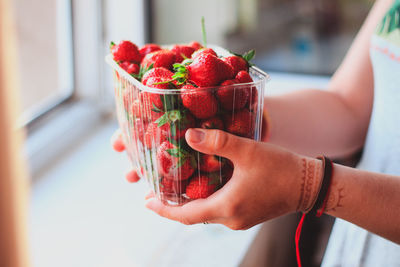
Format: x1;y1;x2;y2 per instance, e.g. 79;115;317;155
25;99;111;179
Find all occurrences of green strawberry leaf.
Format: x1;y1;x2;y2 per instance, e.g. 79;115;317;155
155;113;169;127
242;49;256;62
167;137;179;147
110;41;115;50
167;110;183;122
152;103;162;113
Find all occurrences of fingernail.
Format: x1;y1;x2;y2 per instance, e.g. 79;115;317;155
187;129;205;143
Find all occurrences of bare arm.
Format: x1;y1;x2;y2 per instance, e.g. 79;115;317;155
265;0;394;157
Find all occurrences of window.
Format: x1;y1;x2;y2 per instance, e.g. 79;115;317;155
13;0;73;126
150;0;372;76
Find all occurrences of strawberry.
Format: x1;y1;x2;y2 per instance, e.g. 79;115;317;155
131;118;146;144
222;56;248;75
191;47;217;59
181;84;218;119
189;41;203;51
222;49;255;75
142;67;174;86
236;70;257;110
157;141;196;181
139;43;161;59
224;109;254;138
185;175;220;199
187;53;234;87
111;41;141;63
144;122;168;148
216;79;249;110
155;110;196;140
171;45;195;63
120;61;140;75
143;77;174;109
141;50;176;70
122;89;135;112
200;116;224;130
135;93;164;121
160;177;188;195
199;154;226;172
235;70;253;83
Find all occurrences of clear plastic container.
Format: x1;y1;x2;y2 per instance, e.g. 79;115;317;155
106;48;269;205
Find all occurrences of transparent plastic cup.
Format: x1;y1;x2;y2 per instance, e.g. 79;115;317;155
106;48;269;205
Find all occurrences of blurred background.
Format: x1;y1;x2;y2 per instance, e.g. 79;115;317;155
10;0;372;266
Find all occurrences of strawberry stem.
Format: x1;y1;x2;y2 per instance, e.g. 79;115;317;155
201;16;207;48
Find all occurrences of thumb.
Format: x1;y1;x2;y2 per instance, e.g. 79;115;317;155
185;128;253;161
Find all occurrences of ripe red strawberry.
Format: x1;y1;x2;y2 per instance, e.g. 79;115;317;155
141;50;176;70
191;48;217;59
160;177;188;195
111;41;141;63
181;84;218;119
199;154;226;172
236;70;257;110
224;109;254;138
200;116;224;130
144;122;168;148
171;45;195;63
156;110;196;140
131;118;146;144
135;93;164;121
216;79;249;110
141;67;174;85
187;53;234;87
222;56;248;75
157;141;196;181
139;43;161;59
189;41;203;51
120;61;140;75
143;77;173;109
185;175;219;199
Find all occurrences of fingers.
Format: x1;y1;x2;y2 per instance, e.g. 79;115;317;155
145;198;219;225
185;128;254;161
111;129;126;152
125;170;140;183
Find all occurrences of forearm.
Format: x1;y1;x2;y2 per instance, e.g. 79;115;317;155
324;163;400;244
294;156;400;244
264;89;368;157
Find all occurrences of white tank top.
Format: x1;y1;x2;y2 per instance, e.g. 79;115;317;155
322;1;400;266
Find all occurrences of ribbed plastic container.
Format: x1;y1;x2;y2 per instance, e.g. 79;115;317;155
106;47;269;205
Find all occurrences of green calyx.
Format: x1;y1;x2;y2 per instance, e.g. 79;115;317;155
172;63;189;85
229;49;256;67
110;41;116;50
131;63;154;81
155;109;183;127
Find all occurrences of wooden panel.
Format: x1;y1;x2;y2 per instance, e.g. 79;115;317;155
0;0;30;266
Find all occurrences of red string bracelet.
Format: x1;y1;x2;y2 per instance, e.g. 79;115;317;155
295;156;333;267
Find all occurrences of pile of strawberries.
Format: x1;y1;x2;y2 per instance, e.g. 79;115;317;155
111;40;258;202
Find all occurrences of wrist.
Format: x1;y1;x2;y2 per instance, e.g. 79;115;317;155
292;156;324;213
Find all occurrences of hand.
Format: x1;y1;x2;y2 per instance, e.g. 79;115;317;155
111;129;140;183
145;128;319;230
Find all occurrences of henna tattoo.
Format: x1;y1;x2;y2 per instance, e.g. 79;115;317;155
296;158;322;212
325;182;345;212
